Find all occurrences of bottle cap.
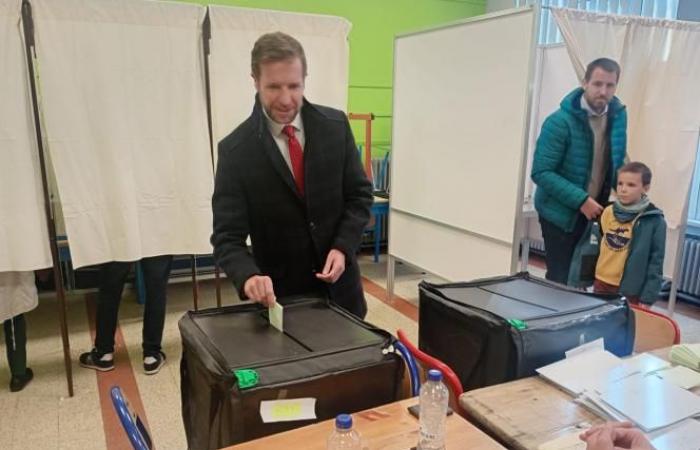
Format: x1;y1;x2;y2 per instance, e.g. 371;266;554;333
427;369;443;382
335;414;352;430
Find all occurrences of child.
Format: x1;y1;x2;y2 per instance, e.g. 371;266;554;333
594;162;666;305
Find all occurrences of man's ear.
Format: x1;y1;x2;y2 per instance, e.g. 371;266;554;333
643;184;651;193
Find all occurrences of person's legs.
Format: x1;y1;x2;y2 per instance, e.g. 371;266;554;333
94;261;132;354
3;314;33;392
539;216;587;284
141;255;172;364
80;261;131;371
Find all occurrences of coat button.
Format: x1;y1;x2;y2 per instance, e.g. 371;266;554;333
309;221;316;230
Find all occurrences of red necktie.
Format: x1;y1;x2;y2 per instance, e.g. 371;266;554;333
282;124;304;196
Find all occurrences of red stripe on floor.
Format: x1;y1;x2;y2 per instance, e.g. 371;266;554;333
85;294;150;450
362;277;419;322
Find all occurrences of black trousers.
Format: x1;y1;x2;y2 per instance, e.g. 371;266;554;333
94;255;173;357
539;215;588;285
3;314;27;377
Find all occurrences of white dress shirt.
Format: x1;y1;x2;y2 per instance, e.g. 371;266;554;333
262;107;306;174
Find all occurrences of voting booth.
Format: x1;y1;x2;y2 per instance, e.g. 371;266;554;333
418;273;635;390
179;297;404;449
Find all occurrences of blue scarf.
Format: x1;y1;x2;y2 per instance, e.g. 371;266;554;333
612;194;650;223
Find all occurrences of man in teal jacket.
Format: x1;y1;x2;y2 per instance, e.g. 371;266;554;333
532;58;627;284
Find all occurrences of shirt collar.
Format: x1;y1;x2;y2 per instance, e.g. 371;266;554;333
580;95;608;117
262;106;303;137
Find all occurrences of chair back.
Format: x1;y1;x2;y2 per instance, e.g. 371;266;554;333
397;329;464;414
631;305;681;353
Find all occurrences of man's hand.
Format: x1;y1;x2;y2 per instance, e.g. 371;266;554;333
316;249;346;284
580;422;655;450
580;196;604;220
243;275;276;307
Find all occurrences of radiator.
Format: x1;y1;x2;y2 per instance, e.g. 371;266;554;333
679;237;700;297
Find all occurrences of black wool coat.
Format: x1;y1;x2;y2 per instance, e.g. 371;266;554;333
211;97;373;317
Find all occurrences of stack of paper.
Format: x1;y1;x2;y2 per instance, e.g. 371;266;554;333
655;365;700;390
670;344;700;371
596;373;700;432
536;350;669;396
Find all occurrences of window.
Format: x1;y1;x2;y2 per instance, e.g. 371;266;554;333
514;0;679;44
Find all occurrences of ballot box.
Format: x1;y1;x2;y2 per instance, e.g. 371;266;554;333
179;296;404;449
418;273;634;390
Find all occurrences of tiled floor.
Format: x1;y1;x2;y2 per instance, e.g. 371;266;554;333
0;253;698;449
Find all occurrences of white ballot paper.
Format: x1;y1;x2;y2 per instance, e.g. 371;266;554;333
269;302;284;332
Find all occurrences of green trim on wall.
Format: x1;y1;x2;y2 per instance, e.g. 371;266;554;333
174;0;486;156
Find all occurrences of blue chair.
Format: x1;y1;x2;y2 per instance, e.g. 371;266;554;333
110;386;153;450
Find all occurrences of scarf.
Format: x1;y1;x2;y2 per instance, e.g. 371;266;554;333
612;194;650;223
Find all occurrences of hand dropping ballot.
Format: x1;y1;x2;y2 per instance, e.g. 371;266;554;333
269;302;284;332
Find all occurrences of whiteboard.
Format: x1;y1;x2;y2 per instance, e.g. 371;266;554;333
389;7;536;281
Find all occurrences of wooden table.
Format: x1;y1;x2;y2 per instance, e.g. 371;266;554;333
225;398;506;449
459;348;698;450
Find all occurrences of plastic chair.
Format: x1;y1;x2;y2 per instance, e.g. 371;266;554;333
110;386;153;450
396;329;464;414
631;305;681;353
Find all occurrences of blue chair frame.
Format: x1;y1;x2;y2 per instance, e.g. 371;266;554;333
110;386;153;450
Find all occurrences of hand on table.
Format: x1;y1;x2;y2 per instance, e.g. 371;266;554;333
580;422;655;450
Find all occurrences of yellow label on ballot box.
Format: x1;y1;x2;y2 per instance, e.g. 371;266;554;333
259;398;317;423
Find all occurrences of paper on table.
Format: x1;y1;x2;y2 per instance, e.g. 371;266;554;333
600;374;700;432
565;338;605;359
259;398;316;423
655;365;700;390
269;302;284;332
537;350;669;396
648;418;700;450
536;350;627;395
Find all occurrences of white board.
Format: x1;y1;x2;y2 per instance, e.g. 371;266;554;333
389;7;536;281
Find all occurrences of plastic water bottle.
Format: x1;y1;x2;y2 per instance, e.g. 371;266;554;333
327;414;361;450
418;369;449;450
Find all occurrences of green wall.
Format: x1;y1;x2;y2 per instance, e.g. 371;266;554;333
176;0;486;155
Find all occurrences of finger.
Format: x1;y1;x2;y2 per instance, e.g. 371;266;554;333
330;262;345;283
321;254;334;275
249;281;263;302
263;277;276;306
315;272;333;283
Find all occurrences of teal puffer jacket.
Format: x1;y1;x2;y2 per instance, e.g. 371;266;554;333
532;88;627;232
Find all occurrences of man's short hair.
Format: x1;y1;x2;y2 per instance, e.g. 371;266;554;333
619;161;652;186
251;32;307;79
584;58;621;82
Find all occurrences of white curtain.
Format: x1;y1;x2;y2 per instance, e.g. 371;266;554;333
209;5;351;160
31;0;214;268
552;8;700;277
0;272;38;323
0;0;52;272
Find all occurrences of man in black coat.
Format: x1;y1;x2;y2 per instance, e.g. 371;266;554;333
211;32;372;318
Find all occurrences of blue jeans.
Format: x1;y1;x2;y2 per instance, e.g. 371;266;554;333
94;255;173;357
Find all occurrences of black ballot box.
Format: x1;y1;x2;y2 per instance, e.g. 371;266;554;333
418;272;635;391
179;296;404;449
